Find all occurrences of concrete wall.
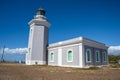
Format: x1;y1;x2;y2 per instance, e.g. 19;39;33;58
48;42;108;68
48;44;81;67
43;26;48;62
26;24;48;65
62;45;80;66
31;25;44;60
48;48;58;66
84;45;108;67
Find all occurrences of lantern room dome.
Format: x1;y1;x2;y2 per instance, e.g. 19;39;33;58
36;7;46;16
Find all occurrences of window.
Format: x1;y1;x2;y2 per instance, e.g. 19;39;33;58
86;49;91;62
28;48;31;54
29;29;32;37
67;50;73;62
96;51;100;62
50;52;54;62
103;52;107;61
30;29;32;35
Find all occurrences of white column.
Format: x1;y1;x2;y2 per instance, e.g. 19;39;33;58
79;43;84;68
58;47;62;66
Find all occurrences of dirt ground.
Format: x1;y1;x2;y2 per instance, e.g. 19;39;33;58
0;63;120;80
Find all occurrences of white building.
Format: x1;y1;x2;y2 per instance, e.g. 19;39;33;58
26;8;108;68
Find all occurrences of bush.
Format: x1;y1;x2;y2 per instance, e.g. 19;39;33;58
110;64;120;68
108;55;120;64
89;66;100;70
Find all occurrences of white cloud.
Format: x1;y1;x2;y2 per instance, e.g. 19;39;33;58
0;48;27;54
0;46;120;55
108;46;120;55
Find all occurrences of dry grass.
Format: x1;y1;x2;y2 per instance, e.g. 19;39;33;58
0;63;120;80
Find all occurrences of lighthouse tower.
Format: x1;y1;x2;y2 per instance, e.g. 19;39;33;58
26;8;50;65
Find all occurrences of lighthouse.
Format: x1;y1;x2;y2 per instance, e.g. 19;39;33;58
26;8;50;65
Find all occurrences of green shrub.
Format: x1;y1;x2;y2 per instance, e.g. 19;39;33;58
110;64;120;68
89;66;100;70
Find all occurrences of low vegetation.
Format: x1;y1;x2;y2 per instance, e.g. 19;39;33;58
109;64;120;68
88;66;100;70
108;55;120;64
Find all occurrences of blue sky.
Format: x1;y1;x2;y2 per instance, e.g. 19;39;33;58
0;0;120;61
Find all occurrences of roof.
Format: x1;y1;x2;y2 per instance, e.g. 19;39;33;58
48;37;108;49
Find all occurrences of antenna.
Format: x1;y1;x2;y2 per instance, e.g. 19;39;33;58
1;45;5;62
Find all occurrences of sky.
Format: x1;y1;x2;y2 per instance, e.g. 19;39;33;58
0;0;120;61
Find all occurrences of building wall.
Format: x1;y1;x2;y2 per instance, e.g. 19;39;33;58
48;43;108;68
62;45;80;67
48;48;58;66
26;25;48;65
31;25;44;60
43;26;48;62
26;25;34;64
48;44;81;67
84;45;108;67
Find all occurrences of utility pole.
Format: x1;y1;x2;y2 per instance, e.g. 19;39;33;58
1;45;5;62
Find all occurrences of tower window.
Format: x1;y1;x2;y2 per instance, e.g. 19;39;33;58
50;52;54;62
67;50;73;62
86;49;91;62
30;29;32;35
28;48;31;54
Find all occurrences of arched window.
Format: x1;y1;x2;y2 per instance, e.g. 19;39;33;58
50;52;54;62
86;49;91;62
96;51;100;62
103;51;107;61
67;50;73;62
